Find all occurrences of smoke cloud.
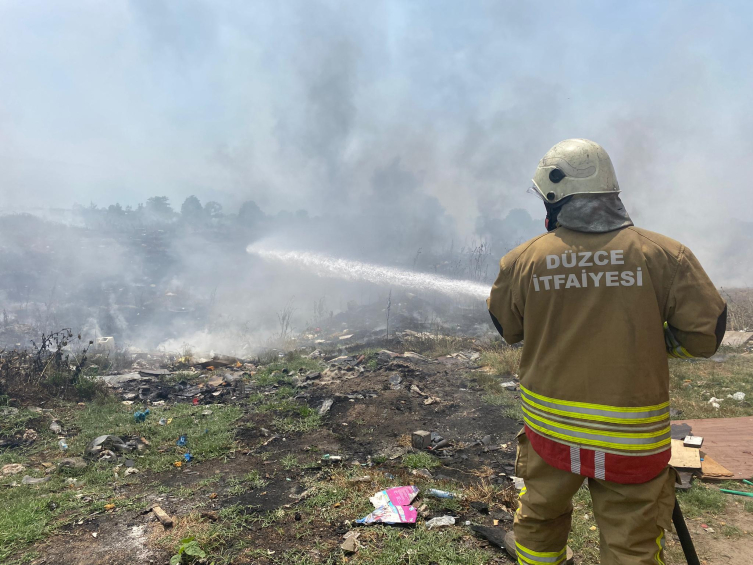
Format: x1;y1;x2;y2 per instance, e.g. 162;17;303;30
0;1;750;352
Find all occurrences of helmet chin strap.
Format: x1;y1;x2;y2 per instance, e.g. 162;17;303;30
544;196;572;232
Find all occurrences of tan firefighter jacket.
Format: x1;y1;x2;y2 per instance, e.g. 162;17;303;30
487;226;726;483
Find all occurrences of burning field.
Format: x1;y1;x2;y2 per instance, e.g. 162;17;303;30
2;309;753;565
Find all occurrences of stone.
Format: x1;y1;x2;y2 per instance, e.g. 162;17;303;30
2;463;25;476
412;430;432;449
22;475;50;485
58;457;87;469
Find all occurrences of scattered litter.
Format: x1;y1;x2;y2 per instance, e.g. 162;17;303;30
152;505;174;528
86;435;132;456
318;398;334;416
322;454;343;462
104;503;115;510
427;488;459;500
92;532;98;538
125;467;139;476
357;486;419;525
184;453;193;462
673;416;753;478
49;421;63;434
58;439;68;450
412;430;432;450
192;398;199;406
22;475;50;485
347;475;372;484
411;468;433;479
499;381;518;390
133;409;150;422
58;457;87;469
177;435;187;447
511;477;525;490
707;397;722;409
683;436;703;448
159;418;167;426
1;463;25;476
728;392;746;401
341;531;360;553
23;429;38;442
470;524;507;548
389;374;402;390
201;409;213;417
426;516;455;529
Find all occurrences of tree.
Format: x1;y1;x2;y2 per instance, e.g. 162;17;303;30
204;201;223;219
180;196;203;221
238;200;265;226
146;196;173;221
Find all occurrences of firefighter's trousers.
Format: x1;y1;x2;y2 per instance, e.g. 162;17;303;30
514;431;677;565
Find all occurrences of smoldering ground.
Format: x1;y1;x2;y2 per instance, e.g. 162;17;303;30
0;1;752;353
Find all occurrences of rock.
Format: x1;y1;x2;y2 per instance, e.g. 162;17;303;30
341;531;360;553
22;475;50;485
58;457;87;469
306;371;322;380
412;430;432;450
389;374;402;390
2;463;25;476
481;435;493;446
318;398;334;416
152;506;174;528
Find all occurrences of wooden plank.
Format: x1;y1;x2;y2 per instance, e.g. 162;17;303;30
669;439;701;469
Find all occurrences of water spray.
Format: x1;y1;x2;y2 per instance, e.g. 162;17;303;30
247;245;491;300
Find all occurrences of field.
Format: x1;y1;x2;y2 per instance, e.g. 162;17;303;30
1;336;752;565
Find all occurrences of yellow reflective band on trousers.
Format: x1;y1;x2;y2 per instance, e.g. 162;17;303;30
654;531;666;565
515;542;567;565
519;386;671;455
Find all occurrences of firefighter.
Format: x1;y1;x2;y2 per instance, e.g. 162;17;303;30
487;138;727;565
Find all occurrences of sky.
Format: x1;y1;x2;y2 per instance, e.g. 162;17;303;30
0;0;751;283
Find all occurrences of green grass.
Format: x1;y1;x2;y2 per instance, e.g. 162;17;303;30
479;345;522;376
351;527;491;565
252;352;323;387
0;397;242;561
281;454;300;470
403;452;441;470
668;354;753;419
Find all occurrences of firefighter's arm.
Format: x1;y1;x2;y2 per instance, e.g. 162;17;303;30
664;246;727;358
487;256;524;345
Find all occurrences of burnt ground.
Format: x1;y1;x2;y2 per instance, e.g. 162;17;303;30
14;349;522;565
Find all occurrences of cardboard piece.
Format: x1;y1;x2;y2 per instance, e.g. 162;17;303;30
669;439;701;469
700;454;734;479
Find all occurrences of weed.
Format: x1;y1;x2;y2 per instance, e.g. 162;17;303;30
170;536;206;565
403;452;440;470
281;454;300;470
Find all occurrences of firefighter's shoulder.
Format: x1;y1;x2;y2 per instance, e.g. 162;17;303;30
499;232;554;271
624;226;684;261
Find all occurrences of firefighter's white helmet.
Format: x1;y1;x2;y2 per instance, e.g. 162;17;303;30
531;139;620;204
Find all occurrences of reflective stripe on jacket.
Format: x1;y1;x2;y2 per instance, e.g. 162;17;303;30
488;226;725;484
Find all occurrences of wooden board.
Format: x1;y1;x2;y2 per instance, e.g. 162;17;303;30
672;417;753;479
669;439;701;469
